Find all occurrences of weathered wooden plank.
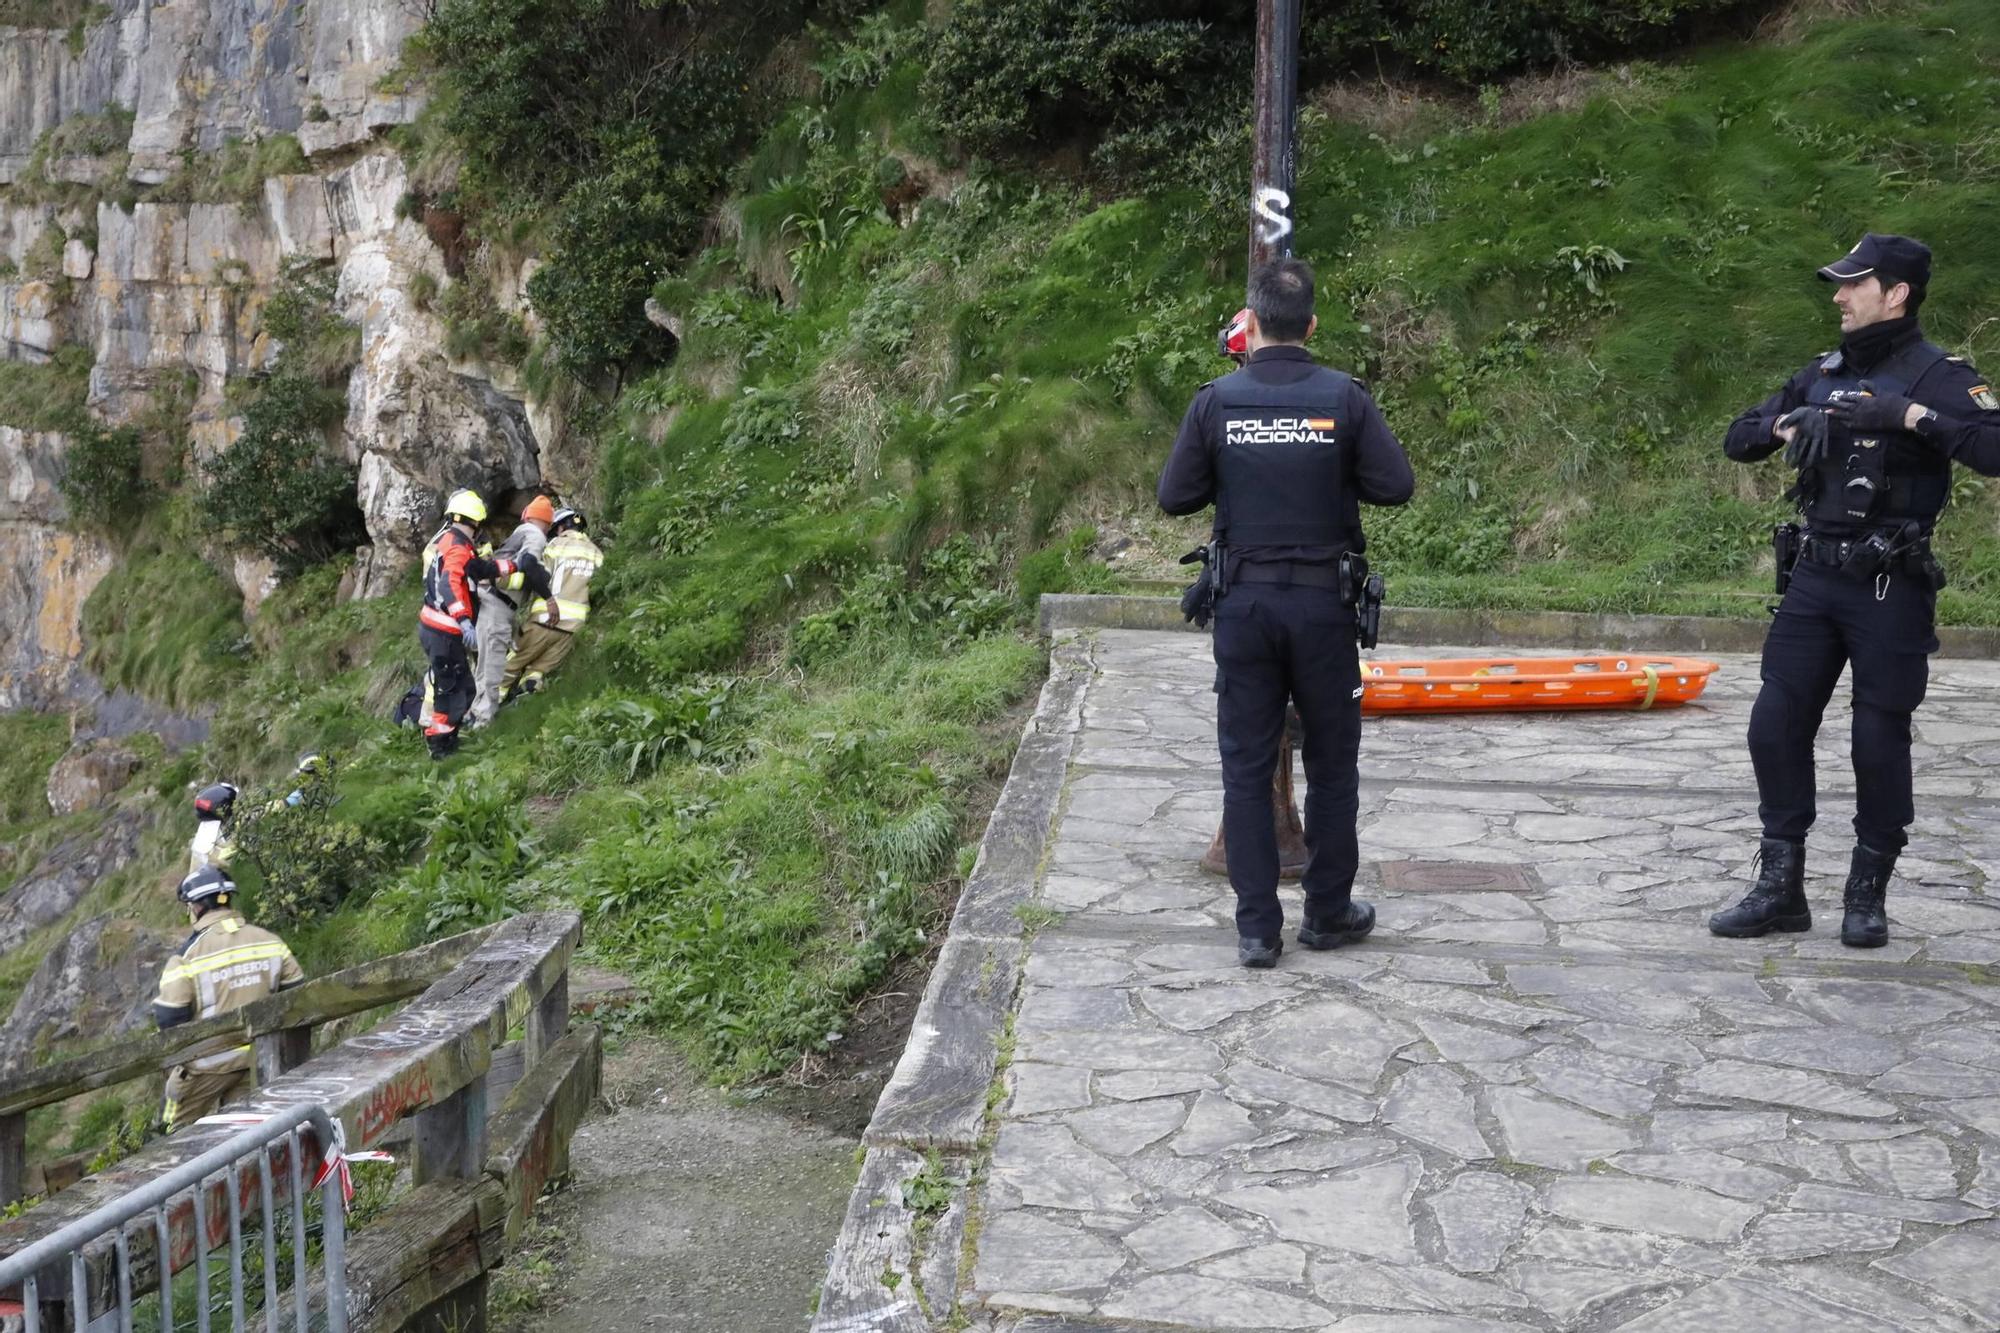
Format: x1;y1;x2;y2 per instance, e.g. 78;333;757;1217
0;1112;23;1207
407;1274;489;1333
298;1177;506;1333
484;1040;527;1113
482;1025;600;1246
0;912;581;1315
254;1026;312;1085
525;972;567;1059
864;935;1024;1151
0;921;505;1117
413;1076;489;1187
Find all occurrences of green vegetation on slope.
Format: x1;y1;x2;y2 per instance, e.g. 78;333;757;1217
35;0;2000;1094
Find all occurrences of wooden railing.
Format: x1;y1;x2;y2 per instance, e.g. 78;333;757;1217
0;911;601;1331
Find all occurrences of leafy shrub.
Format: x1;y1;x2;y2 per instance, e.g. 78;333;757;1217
202;373;364;573
262;261;358;385
721;385;804;453
544;680;742;786
927;0;1779;174
56;415;148;533
924;0;1243;179
382;775;538;935
425;0;809;378
230;762;388;927
439;277;531;364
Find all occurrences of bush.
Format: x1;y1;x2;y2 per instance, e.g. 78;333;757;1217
202;374;364;573
926;0;1779;173
56;414;148;534
526;133;693;376
924;0;1244;179
382;774;538;936
230;763;389;927
262;261;361;385
426;0;795;378
543;680;742;786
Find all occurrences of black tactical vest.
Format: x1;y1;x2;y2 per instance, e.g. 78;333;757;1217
1796;338;1952;533
1208;364;1352;552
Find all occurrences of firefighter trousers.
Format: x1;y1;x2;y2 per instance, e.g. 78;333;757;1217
162;1065;249;1134
501;623;575;698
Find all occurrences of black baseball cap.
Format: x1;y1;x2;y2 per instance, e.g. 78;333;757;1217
1818;232;1931;291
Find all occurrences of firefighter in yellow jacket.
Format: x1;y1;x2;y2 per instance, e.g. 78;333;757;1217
500;507;602;703
152;866;305;1133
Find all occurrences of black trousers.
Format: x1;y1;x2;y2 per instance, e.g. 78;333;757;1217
1748;558;1935;854
1211;584;1362;939
419;625;474;756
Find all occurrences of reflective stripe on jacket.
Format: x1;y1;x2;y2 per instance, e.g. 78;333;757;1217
152;914;305;1074
421;525;517;633
527;532;603;631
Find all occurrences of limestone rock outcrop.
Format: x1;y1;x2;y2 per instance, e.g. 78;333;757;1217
0;0;552;679
0;913;178;1069
0;425;115;708
45;738;143;816
0;806;147;955
1;0;422;185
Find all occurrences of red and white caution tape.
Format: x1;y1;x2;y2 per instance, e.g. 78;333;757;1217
194;1113;394;1212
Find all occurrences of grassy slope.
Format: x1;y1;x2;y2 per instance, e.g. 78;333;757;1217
19;0;2000;1092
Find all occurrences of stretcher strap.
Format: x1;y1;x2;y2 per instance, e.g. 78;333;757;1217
1636;664;1661;711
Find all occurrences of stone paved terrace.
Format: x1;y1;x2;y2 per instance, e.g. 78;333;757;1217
968;629;2000;1332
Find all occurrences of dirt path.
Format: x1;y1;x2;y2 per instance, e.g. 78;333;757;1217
506;978;920;1332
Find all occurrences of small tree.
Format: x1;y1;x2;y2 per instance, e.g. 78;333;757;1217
56;411;150;534
230;758;388;927
202;372;364;573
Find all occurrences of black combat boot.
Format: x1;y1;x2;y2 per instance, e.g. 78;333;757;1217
1840;843;1894;949
1298;900;1376;950
1238;937;1283;969
1709;837;1810;937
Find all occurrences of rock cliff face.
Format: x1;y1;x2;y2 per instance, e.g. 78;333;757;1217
0;0;549;688
0;0;417;186
0;912;178;1068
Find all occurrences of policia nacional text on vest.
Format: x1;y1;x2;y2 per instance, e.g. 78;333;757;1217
1173;351;1399;636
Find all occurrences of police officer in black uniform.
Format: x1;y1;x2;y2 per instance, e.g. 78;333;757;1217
1714;233;2000;948
1159;259;1416;967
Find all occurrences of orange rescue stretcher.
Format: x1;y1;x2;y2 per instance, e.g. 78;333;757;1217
1361;655;1720;714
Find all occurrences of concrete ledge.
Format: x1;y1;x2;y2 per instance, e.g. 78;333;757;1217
1038;593;2000;659
812;633;1097;1332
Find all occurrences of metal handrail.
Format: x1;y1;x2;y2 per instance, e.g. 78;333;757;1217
0;1106;348;1333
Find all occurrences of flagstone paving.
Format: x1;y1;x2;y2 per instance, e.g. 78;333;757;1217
968;629;2000;1332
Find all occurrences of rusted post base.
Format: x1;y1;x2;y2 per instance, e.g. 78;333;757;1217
1200;726;1308;881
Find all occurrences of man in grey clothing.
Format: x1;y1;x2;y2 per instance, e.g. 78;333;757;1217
468;495;555;728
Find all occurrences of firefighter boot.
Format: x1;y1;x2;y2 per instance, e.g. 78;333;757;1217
1709;837;1810;937
1840;843;1894;949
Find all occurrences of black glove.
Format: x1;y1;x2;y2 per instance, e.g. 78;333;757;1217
1779;406;1830;470
1825;380;1917;435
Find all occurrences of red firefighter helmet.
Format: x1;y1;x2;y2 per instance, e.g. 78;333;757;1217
1218;307;1251;363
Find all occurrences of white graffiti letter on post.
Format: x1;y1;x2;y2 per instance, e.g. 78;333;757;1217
1254;186;1293;247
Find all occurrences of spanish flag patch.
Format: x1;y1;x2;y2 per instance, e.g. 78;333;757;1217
1972;384;1999;412
1306;418;1338;430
